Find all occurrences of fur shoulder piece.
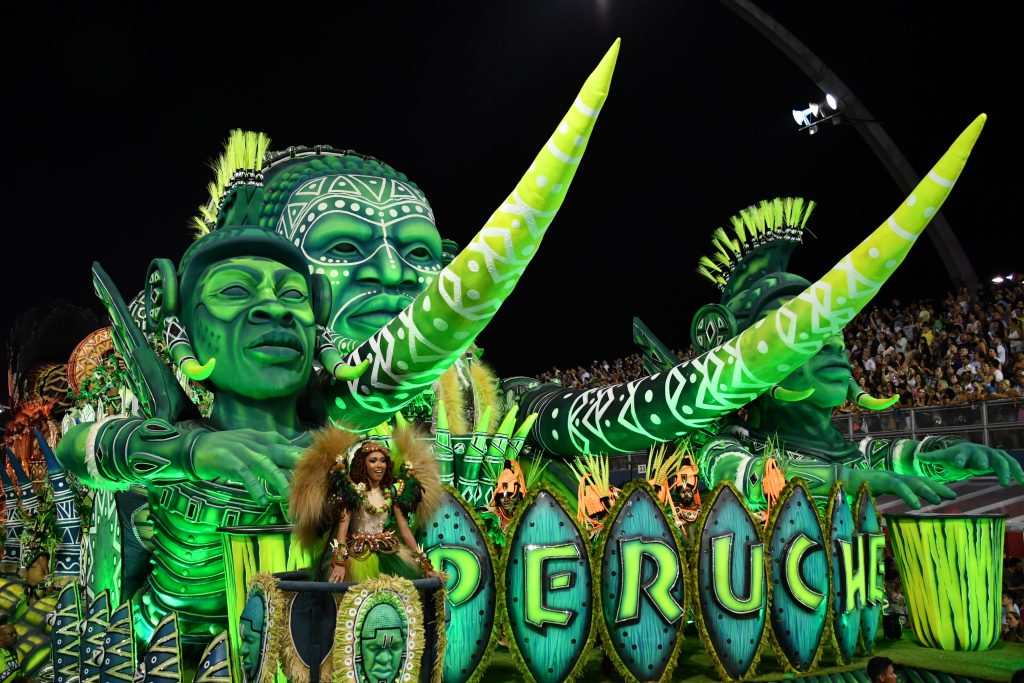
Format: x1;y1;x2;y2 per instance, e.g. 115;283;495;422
390;425;443;530
289;427;362;548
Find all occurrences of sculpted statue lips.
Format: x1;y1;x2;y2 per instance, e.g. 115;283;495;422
815;357;853;381
246;330;306;363
348;293;411;333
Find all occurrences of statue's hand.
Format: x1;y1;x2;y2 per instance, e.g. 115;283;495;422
915;442;1024;486
191;429;302;505
842;467;956;510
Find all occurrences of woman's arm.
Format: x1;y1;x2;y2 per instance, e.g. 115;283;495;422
328;511;351;583
393;505;441;579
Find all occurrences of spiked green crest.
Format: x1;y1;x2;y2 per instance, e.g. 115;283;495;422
192;130;272;237
696;197;816;288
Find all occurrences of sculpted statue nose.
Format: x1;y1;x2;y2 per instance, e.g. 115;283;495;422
355;246;417;289
248;302;295;325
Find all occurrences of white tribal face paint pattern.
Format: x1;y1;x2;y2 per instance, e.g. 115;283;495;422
275;174;443;344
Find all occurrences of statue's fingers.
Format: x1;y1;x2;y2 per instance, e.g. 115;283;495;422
906;477;942;506
234;460;270;506
241;446;291;499
891;480;921;510
1004;450;1024;484
988;450;1011;486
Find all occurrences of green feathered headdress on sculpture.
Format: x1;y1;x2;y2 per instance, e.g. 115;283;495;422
692;196;896;409
696;197;816;329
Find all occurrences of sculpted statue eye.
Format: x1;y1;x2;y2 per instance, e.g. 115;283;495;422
280;288;306;301
409;246;430;259
219;285;250;298
329;242;360;258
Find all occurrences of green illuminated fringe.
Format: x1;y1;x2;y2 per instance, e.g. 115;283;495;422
592;479;688;683
497;484;597;683
432;583;447;683
824;482;853;666
688;481;768;682
852;482;880;656
441;484;502;683
191;129;271;237
762;479;832;675
249;572;286;683
696;197;817;287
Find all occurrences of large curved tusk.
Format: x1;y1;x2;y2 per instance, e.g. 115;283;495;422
328;40;622;429
523;115;986;455
769;385;815;402
847;378;899;410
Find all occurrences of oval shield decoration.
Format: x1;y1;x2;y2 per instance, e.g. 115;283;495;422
695;483;767;681
598;483;686;683
417;488;497;683
827;484;858;664
853;484;885;652
766;482;828;672
502;486;593;683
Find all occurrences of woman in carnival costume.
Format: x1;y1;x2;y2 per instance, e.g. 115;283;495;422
290;426;444;583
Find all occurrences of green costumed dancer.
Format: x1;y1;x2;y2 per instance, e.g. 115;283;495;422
289;426;443;583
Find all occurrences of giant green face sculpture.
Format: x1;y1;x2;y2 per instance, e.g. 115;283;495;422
185;256;316;399
357;602;407;683
759;295;851;409
274;174;442;343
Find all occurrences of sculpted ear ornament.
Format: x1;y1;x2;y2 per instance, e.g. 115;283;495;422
847;378;899;410
316;326;371;381
769;385;815;402
145;257;217;382
163;316;216;382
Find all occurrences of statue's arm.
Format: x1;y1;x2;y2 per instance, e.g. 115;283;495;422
859;435;1024;485
56;417;200;490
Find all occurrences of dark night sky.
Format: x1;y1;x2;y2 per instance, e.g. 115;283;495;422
2;2;1019;396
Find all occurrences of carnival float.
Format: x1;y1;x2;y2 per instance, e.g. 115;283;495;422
1;39;1022;683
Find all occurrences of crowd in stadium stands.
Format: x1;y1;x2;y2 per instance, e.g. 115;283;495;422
536;281;1024;412
1003;556;1024;643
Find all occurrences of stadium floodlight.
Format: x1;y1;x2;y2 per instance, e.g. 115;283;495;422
992;276;1005;283
793;94;842;134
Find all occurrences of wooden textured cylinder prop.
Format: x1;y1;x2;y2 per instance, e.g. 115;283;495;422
885;513;1005;651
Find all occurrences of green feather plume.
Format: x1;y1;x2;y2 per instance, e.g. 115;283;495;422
695;196;816;288
191;129;272;238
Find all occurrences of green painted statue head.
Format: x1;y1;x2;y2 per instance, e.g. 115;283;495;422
258;149;457;345
149;172;331;403
693;197;893;411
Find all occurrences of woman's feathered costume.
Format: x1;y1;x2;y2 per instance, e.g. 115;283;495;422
290;426;442;581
